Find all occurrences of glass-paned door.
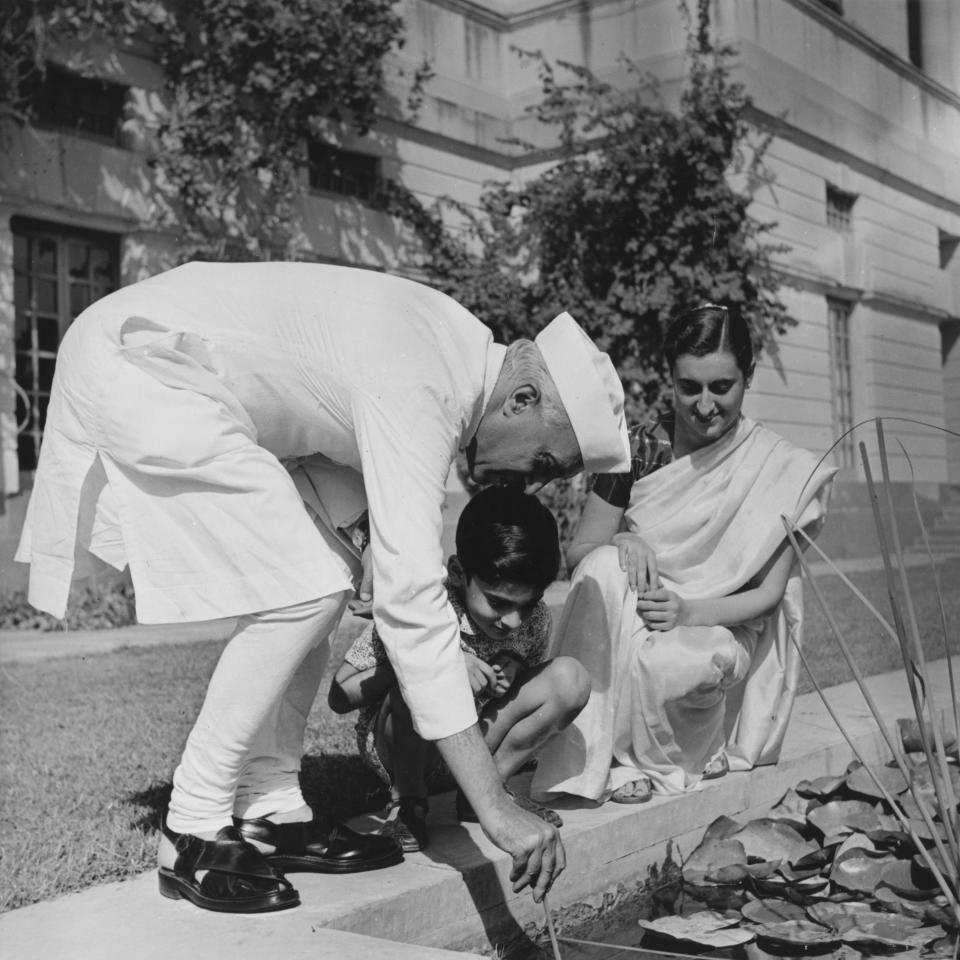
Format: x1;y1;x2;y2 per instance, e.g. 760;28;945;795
13;219;119;472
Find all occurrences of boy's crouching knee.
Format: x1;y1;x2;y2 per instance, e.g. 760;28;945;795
548;655;591;714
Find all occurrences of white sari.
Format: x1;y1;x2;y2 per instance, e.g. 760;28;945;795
531;417;836;801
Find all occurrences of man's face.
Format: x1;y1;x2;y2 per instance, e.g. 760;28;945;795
466;407;582;493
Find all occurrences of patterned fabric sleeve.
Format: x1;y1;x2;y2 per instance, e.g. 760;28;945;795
592;420;674;508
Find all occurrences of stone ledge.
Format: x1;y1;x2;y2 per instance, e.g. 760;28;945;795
1;659;952;959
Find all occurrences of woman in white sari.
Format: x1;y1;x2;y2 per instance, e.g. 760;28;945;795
531;305;836;804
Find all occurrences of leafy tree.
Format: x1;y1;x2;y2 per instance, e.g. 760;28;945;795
1;0;428;260
382;0;791;555
387;0;791;426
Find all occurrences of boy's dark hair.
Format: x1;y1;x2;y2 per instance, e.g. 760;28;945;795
455;487;561;591
663;304;755;380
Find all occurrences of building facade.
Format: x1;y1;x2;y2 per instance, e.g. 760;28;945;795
1;0;959;564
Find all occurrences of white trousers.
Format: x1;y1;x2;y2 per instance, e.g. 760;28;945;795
166;592;351;834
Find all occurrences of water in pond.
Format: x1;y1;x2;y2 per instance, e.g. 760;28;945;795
513;879;943;960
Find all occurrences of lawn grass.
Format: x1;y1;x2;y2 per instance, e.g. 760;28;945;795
1;558;957;914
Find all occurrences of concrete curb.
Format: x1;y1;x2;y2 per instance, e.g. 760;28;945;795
2;658;954;959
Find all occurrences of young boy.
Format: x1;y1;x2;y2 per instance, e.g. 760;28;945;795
329;487;587;852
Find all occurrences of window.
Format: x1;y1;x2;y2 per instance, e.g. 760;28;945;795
826;184;857;232
939;229;959;270
308;143;381;204
21;63;127;145
906;0;923;69
13;219;119;472
828;298;855;468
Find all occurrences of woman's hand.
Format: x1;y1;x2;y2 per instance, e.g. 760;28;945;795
464;652;499;695
612;532;659;593
636;588;687;631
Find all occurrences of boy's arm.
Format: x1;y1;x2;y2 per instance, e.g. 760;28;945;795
328;659;397;713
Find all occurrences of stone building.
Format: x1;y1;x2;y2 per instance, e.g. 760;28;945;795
2;0;959;576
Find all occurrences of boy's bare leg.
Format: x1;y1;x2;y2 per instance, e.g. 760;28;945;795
478;656;590;781
374;686;429;799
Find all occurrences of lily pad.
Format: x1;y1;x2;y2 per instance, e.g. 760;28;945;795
898;717;957;753
729;818;818;865
638;910;755;947
873;885;930;920
806;900;873;929
877;859;939;899
846;762;909;800
795;774;847;799
741;898;807;924
703;815;742;841
754;919;840;948
838;913;943;949
834;832;881;860
829;853;894;893
683;837;747;884
767;788;811;828
808;799;885;838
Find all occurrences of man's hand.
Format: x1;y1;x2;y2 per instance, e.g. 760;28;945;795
482;798;565;903
636;588;686;631
435;725;566;904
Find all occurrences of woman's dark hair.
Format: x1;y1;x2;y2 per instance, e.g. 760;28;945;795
663;304;755;380
455;487;561;591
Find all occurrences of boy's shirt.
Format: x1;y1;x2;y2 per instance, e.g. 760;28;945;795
344;581;551;707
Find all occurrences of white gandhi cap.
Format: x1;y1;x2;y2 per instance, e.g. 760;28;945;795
534;312;632;474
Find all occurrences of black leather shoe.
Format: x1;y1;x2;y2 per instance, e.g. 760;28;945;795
158;824;300;913
234;816;403;874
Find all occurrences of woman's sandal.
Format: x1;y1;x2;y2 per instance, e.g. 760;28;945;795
158;824;300;913
702;751;730;781
456;784;563;828
383;797;429;853
610;777;653;804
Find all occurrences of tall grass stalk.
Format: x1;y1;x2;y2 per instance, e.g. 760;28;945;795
782;519;959;907
903;441;960;776
867;425;958;862
779;421;960;923
775;541;959;918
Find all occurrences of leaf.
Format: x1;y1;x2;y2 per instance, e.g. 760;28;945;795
833;832;880;860
806;900;873;930
639;912;755;948
845;762;908;799
702;815;742;841
876;859;939;900
755;919;840;947
898;717;957;753
795;774;846;798
767;787;810;828
741;898;807;924
838;913;942;949
807;799;885;838
682;837;747;884
829;854;894;893
729;818;819;864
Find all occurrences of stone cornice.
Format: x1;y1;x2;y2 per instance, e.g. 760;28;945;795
745;105;960;219
425;0;960;108
771;262;955;323
780;0;960;110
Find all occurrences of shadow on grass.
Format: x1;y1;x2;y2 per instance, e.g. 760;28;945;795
124;753;396;834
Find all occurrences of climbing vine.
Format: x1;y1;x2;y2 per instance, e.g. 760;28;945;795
1;0;428;259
